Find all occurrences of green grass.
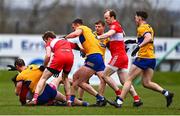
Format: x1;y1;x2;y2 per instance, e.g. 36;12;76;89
0;71;180;115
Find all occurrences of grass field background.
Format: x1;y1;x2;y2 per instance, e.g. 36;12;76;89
0;70;180;115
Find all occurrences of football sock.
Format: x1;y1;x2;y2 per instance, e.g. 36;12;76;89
33;93;39;104
70;95;75;102
133;95;140;102
116;96;123;104
82;101;89;106
96;94;104;101
162;90;169;97
115;89;122;96
66;95;71;102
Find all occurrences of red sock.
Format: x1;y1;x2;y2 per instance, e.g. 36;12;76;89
133;95;140;102
66;95;71;101
115;89;122;96
33;93;39;104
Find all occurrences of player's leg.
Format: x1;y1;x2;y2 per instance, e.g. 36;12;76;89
55;91;66;102
117;70;142;107
142;68;174;107
78;87;84;100
101;66;122;97
61;72;72;105
109;64;142;108
49;77;62;90
97;74;106;96
70;66;93;103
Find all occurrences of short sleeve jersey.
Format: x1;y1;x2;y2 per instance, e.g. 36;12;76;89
16;65;43;93
137;23;155;58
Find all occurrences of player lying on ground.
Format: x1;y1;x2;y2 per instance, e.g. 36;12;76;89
10;58;89;106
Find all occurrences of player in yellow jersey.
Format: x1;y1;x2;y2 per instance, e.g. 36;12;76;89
65;19;107;106
112;11;174;108
77;20;108;100
11;58;89;106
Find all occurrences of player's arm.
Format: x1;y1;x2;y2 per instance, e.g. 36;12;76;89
131;32;152;56
65;29;83;39
139;33;152;47
70;42;81;50
44;46;51;67
98;30;116;39
15;81;23;96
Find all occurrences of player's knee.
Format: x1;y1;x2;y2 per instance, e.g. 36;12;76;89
142;81;150;88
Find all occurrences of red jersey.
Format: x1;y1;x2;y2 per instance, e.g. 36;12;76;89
108;21;128;69
46;39;74;72
109;21;126;56
46;39;73;54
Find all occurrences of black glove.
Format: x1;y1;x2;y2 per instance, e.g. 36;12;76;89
125;40;136;44
131;45;140;57
80;51;86;58
7;65;17;71
125;45;129;52
39;65;45;71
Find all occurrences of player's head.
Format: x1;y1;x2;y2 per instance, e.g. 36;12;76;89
42;31;56;42
95;20;105;35
14;58;25;72
72;18;83;30
104;9;116;25
135;11;148;25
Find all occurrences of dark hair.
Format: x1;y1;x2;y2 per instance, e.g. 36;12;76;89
104;9;116;19
72;18;83;25
95;20;105;26
42;31;56;41
14;58;25;67
136;11;148;20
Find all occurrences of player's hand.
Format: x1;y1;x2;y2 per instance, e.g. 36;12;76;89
39;65;45;71
125;45;129;52
125;40;136;44
7;65;17;71
131;45;140;57
80;51;86;58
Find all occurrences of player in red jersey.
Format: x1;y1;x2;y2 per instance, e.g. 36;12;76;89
98;9;143;107
28;31;74;105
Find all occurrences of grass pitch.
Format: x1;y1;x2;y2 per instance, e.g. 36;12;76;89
0;70;180;115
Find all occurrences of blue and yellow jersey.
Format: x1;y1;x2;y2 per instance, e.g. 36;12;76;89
137;23;155;59
16;65;43;93
93;32;110;59
77;25;103;56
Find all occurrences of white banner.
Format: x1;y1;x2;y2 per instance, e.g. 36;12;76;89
1;35;180;84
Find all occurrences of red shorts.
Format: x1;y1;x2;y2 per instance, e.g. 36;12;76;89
108;54;128;69
49;51;74;74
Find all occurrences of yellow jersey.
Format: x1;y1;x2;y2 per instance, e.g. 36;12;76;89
137;23;155;59
16;64;43;93
77;25;103;56
93;32;110;59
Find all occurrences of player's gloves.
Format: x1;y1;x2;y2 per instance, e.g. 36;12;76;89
80;51;86;58
125;40;136;44
7;65;17;71
131;45;140;57
39;65;45;71
125;45;129;52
